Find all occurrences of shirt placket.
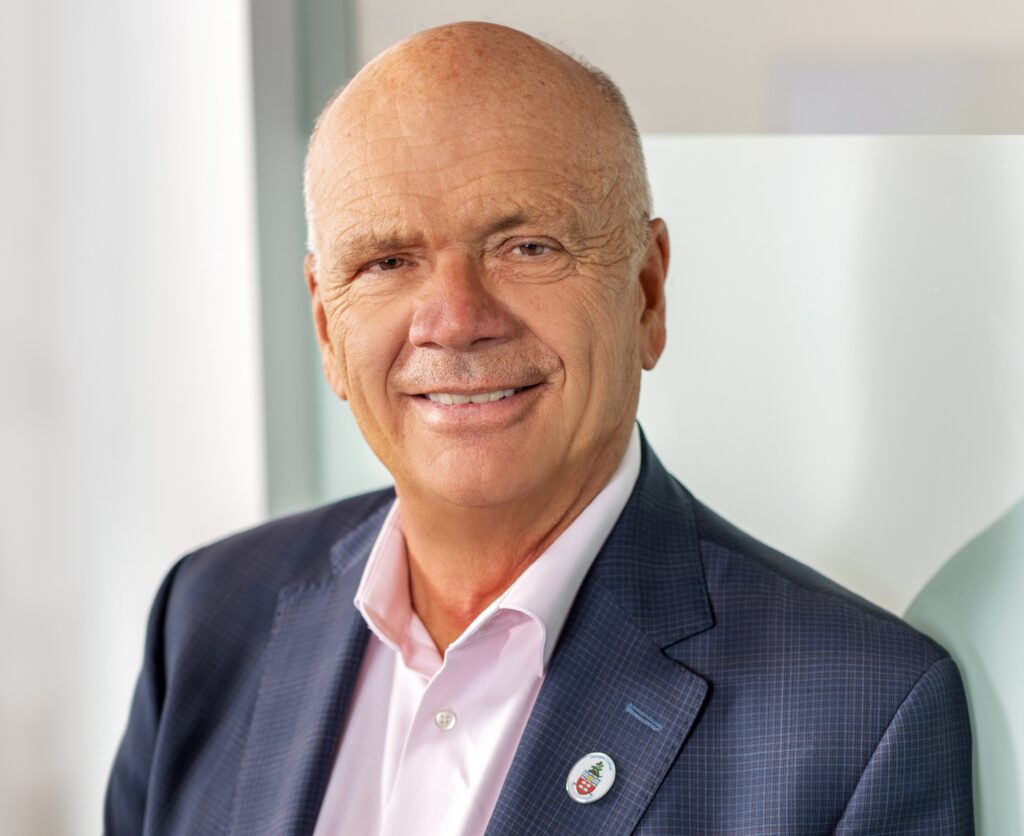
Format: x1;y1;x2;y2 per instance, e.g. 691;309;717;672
381;639;479;834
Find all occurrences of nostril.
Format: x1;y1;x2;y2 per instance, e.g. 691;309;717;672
408;275;518;351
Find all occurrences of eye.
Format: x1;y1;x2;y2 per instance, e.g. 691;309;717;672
512;241;551;257
367;256;405;272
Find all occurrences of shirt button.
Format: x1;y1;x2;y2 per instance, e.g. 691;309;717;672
434;709;457;730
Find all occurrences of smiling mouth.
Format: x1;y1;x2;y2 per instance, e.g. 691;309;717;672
418;384;538;406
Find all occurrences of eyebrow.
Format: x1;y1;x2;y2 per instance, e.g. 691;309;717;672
333;232;419;264
333;209;528;258
328;208;569;269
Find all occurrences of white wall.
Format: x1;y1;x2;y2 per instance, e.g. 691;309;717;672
354;0;1024;132
0;1;264;832
637;136;1024;615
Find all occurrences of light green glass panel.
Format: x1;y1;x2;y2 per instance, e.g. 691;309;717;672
906;497;1024;835
316;381;392;501
252;0;359;515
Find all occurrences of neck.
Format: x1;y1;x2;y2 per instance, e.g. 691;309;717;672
399;432;631;652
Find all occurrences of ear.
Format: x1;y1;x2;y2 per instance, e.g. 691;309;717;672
636;218;669;370
305;252;348;400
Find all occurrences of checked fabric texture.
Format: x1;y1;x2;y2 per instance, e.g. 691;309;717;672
105;433;973;835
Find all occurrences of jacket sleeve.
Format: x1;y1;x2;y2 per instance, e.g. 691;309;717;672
835;655;974;834
103;560;182;835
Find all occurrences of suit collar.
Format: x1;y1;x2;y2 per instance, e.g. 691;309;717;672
332;428;712;651
350;426;645;676
230;433;713;835
484;433;714;834
591;429;715;648
229;501;387;836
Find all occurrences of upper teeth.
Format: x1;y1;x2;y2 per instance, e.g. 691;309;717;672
426;388;517;405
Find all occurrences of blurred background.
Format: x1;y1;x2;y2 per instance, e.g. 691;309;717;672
2;1;1022;833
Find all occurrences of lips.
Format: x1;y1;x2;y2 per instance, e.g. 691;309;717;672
409;381;545;430
423;388;519;405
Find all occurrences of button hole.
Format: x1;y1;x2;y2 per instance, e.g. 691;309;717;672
625;702;663;732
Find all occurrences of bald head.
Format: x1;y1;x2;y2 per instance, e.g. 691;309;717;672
303;22;651;268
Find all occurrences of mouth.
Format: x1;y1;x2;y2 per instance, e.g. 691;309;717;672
417;383;540;406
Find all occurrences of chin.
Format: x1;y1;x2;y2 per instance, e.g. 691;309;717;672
414;447;547;509
431;483;528;509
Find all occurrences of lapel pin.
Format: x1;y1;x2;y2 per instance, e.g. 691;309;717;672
565;752;616;804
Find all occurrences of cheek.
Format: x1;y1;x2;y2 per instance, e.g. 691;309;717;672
523;275;637;398
576;282;643;418
327;294;410;402
573;273;637;349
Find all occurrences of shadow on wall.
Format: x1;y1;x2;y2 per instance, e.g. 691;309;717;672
905;495;1024;834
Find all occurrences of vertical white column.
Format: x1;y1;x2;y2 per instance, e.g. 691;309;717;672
0;1;265;832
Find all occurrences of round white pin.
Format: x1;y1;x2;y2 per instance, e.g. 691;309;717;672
565;752;616;804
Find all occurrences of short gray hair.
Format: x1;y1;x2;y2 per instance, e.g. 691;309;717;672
572;57;652;258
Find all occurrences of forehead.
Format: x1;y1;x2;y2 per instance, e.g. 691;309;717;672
309;83;615;248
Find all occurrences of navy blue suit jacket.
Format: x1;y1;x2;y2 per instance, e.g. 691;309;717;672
106;439;973;834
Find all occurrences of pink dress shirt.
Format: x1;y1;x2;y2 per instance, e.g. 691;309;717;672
312;426;641;836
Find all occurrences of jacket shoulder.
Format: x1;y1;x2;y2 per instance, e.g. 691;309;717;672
686;488;949;679
164;487;393;637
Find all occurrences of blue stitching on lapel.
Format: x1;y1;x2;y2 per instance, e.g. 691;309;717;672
625;702;664;732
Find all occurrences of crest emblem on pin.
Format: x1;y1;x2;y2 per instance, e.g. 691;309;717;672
565;752;616;803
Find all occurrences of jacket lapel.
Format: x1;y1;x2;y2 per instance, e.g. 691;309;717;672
229;503;387;836
486;438;715;835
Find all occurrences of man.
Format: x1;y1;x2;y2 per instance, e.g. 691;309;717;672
106;22;973;835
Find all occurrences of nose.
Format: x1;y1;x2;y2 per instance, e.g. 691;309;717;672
408;252;517;351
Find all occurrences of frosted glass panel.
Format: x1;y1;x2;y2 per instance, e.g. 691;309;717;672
638;136;1024;615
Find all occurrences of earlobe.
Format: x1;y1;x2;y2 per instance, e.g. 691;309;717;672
305;253;328;346
637;219;669;370
323;358;349;401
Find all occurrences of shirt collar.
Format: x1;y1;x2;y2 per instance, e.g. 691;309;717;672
353;425;642;675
